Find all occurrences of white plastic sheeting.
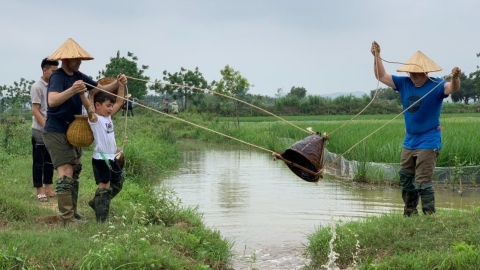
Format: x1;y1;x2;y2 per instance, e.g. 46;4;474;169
322;149;480;184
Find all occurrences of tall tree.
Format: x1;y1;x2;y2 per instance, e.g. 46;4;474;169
151;67;208;110
0;77;33;114
469;70;480;101
212;65;251;127
0;78;34;151
288;86;307;99
275;87;284;98
97;51;150;99
477;51;480;69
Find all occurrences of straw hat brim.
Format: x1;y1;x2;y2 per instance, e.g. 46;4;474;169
125;94;132;98
48;38;94;61
397;51;442;73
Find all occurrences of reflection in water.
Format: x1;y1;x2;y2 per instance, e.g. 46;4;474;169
164;149;480;269
217;151;249;210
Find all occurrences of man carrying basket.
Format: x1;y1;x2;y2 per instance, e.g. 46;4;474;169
43;38;127;225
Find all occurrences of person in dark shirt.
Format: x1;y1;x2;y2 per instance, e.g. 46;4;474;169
43;38;127;225
127;96;134;116
122;94;134;117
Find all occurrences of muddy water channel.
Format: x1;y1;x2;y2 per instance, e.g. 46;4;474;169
163;148;480;269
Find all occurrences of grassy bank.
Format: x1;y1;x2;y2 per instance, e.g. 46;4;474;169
0;117;232;269
306;208;480;269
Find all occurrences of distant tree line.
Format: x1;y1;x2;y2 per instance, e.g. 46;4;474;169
3;51;480;119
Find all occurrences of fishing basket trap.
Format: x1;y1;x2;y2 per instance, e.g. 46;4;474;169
280;134;327;182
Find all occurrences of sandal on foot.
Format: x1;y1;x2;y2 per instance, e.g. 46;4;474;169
37;194;48;202
45;192;56;198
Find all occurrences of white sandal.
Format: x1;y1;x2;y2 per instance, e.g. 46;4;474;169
37;194;48;202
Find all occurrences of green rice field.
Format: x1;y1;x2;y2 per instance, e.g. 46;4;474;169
215;113;480;167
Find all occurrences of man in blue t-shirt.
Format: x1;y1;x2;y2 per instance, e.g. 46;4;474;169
43;38;128;225
371;41;461;216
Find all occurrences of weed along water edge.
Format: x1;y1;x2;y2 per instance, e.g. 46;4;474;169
163;147;480;269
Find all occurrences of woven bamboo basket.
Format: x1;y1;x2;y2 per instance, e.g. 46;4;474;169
115;148;125;169
66;115;94;147
97;77;116;85
96;77;119;98
280;134;326;182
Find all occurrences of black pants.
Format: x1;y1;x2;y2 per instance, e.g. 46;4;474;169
122;109;134;117
32;129;54;188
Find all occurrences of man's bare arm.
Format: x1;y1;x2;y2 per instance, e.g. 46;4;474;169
372;41;395;89
48;80;87;107
444;67;461;95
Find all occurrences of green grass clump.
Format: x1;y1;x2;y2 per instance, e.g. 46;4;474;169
306;208;480;269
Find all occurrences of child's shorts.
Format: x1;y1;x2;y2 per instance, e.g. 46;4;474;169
92;158;123;185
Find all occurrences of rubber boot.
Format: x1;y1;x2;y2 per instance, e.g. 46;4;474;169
72;164;84;220
56;176;81;226
88;199;95;212
93;188;112;223
71;180;85;220
111;175;125;199
399;169;419;217
419;183;436;215
402;190;419;217
90;174;123;212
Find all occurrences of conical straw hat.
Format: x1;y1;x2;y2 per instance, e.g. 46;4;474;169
397;51;442;73
48;38;94;61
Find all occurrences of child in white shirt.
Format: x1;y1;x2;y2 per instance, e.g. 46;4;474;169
81;82;125;222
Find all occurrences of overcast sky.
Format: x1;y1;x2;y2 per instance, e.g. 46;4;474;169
1;0;479;97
